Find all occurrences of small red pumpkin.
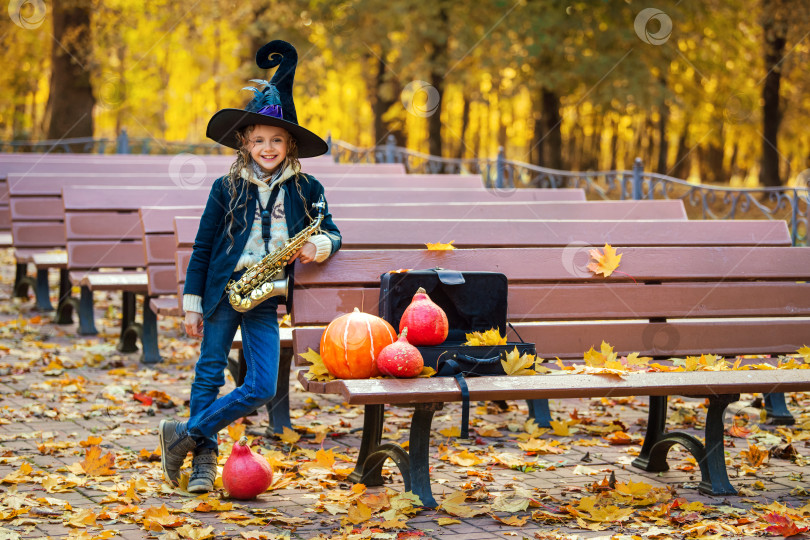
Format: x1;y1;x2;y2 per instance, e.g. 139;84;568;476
398;287;449;346
222;436;273;500
320;308;397;379
377;328;424;378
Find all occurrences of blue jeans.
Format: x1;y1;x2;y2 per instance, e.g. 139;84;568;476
186;295;280;453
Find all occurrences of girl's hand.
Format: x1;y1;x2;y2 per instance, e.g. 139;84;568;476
290;241;317;264
185;311;204;338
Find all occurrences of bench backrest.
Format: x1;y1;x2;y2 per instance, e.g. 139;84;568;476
154;200;687;300
290;246;810;361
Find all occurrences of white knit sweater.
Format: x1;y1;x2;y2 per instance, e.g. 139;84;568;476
183;165;333;314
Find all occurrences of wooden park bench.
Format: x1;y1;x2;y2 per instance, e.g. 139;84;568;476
293;237;810;506
3;158;406;304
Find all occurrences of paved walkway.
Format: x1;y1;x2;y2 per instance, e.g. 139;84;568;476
0;248;808;539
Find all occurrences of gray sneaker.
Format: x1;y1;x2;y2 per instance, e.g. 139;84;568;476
158;419;196;486
187;449;218;493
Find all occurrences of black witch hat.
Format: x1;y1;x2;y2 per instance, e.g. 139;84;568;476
206;40;328;158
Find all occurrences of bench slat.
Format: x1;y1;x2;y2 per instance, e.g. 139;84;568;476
68;241;145;269
78;271;148;292
65;212;142;240
11;222;65;247
292;318;809;360
290;282;810;325
293;247;810;285
298;369;810;405
9;197;63;220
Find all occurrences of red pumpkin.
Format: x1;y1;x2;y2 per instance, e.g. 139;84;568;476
222;436;273;500
377;328;424;378
398;287;449;346
320;308;397;379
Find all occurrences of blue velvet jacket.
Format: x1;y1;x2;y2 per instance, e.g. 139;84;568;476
183;172;341;318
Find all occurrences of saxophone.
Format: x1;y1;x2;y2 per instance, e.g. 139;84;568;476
226;198;326;312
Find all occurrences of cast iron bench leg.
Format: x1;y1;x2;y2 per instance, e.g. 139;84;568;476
117;291;140;353
348;404;386;486
633;394;738;496
13;263;32;299
33;268;54;311
140;296;161;364
54;269;76;324
350;402;442;508
763;393;795;425
404;402;442;507
527;398;551;427
265;347;293;434
77;285;98;335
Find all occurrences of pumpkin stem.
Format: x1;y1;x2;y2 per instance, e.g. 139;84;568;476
353;307;360;312
416;287;426;294
238;436;248;446
400;327;408;339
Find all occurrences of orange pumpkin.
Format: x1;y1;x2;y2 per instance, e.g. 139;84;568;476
320;308;397;379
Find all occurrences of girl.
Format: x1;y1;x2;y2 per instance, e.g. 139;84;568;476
159;40;341;493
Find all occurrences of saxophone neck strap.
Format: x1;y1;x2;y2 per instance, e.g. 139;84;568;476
258;184;282;255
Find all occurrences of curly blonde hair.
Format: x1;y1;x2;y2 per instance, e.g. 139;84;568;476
223;125;309;252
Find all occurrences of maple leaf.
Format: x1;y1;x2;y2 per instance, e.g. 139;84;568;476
426;240;455;250
501;347;536;376
549;420;572;437
491;514;530;526
300;348;334;382
604;431;635;445
490;487;533;513
741;442;769;468
436;517;462;525
583;341;619;367
728;424;751;438
587;244;622;277
440;490;489;517
464;328;506;346
438;426;461;438
177;525;216;540
66;508;97;528
79;436;103;447
797;346;810;363
278;427;301;445
415;366;437;378
448;449;483;467
315;448;336;469
80;446;115;476
346;501;373;525
517;439;566;454
227;422;246;442
765;512;809;537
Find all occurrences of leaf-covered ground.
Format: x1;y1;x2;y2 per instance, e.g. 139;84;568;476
0;248;809;540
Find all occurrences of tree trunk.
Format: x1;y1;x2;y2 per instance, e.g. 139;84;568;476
759;0;788;187
45;0;95;149
427;3;449;157
542;87;563;169
456;92;470;159
530;87;544;166
609;117;619;170
698;142;725;184
671;124;690;179
657;105;669;173
371;54;404;146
